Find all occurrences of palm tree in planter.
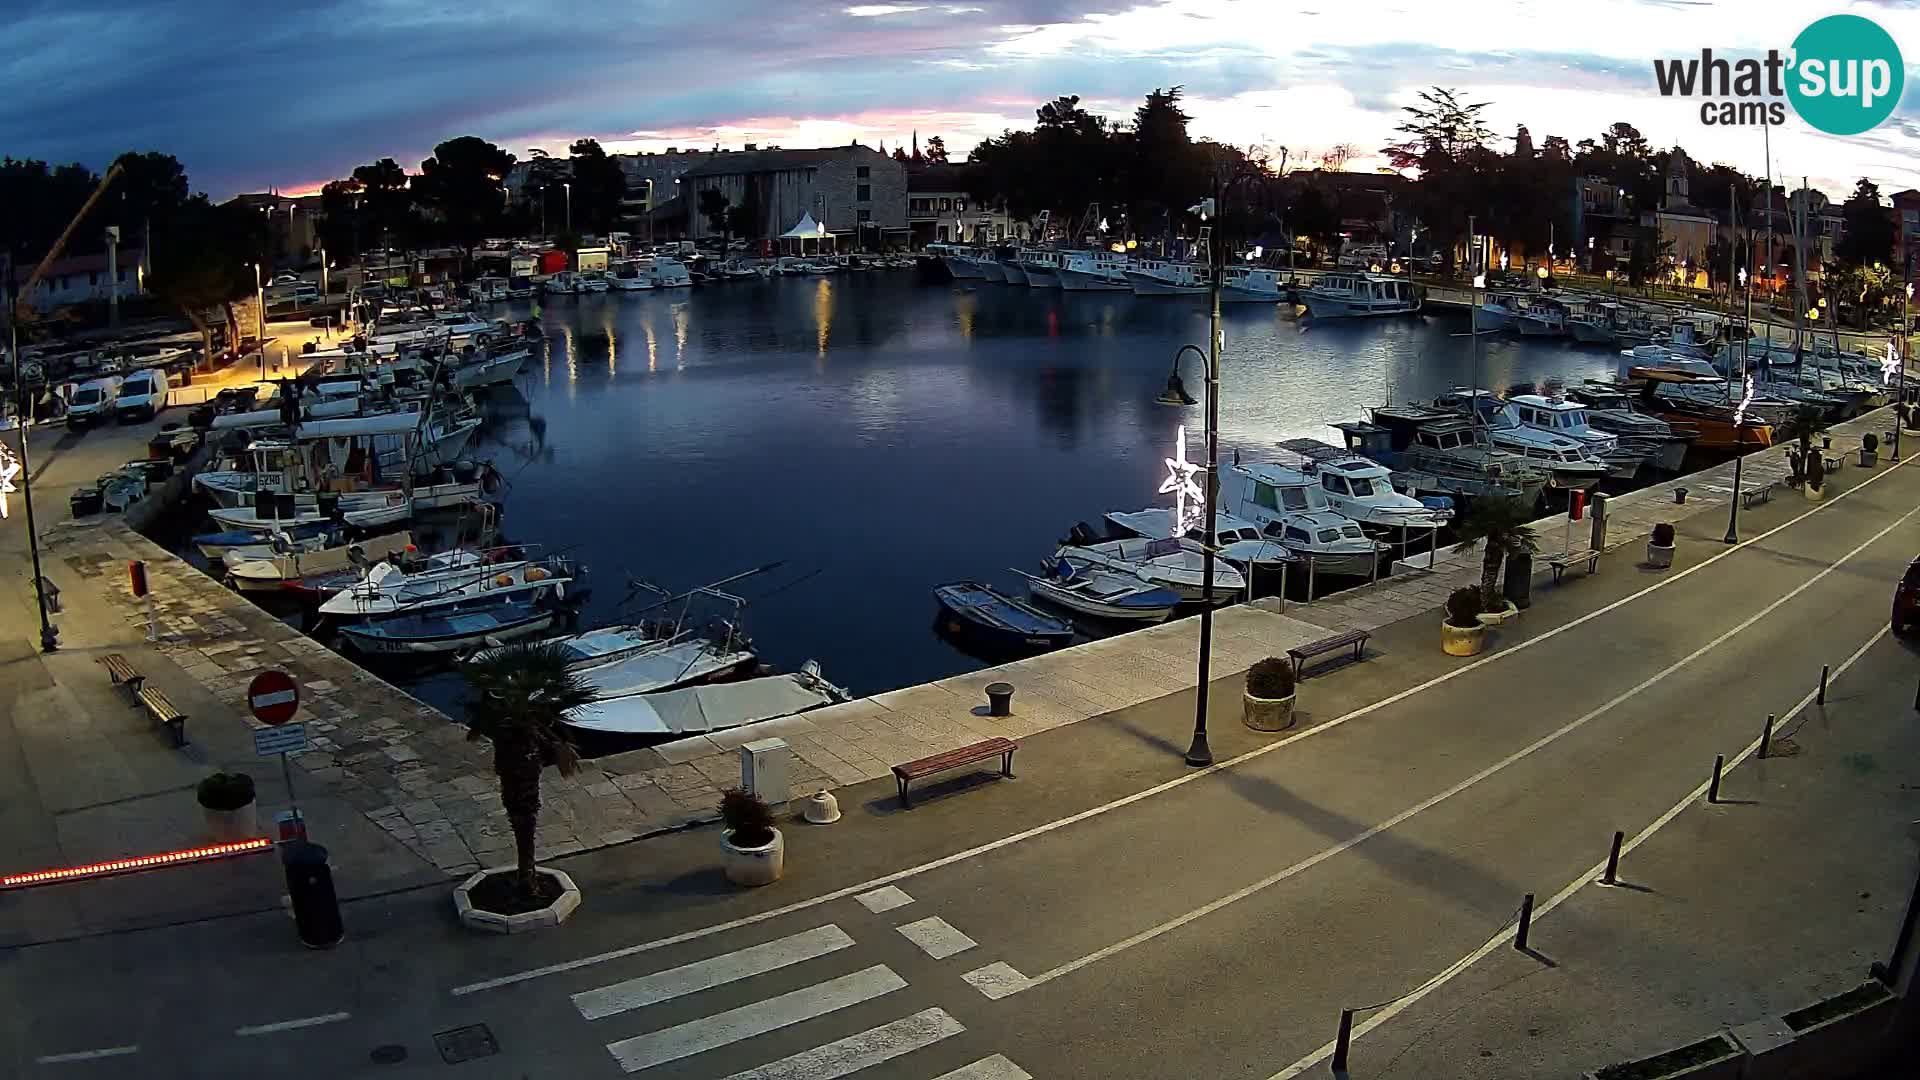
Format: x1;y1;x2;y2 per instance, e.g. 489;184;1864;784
1780;404;1827;487
1450;497;1538;622
460;641;601;918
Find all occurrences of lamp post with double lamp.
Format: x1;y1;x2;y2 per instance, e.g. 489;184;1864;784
251;262;265;379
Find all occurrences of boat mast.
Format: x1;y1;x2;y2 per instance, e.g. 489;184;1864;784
1725;186;1738;403
1792;180;1811;379
1762;124;1775;352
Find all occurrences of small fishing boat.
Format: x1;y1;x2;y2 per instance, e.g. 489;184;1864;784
563;662;850;737
192;520;336;559
1011;562;1183;622
338;597;560;656
318;554;569;618
933;581;1076;651
208;495;412;534
223;530;416;593
1055;528;1246;603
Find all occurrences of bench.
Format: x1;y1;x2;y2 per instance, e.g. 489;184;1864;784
135;686;187;747
1287;629;1371;679
97;653;145;695
893;738;1017;808
1823;454;1843;475
1547;547;1601;584
1741;483;1774;510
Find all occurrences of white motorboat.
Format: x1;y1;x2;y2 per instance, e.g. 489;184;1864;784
450;346;527;391
527;631;758;698
1124;259;1210;296
1056;250;1131;291
1506;393;1643;478
1055;531;1245;602
564;663;849;737
1103;508;1296;591
1019;249;1063;288
1217;462;1383;578
1012;563;1182;622
1275;439;1455;535
579;272;610;293
636;255;694;288
223;530;415;593
936;245;989;281
320;554;570;619
1434;389;1612;490
1219;266;1288;304
1299;272;1421;319
209;496;411;533
608;261;655;291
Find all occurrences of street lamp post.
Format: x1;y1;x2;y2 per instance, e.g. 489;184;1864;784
252;262;265;379
1899;281;1913;464
4;258;59;652
563;182;572;233
1726;267;1752;544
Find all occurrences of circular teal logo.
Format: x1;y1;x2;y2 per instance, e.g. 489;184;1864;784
1788;15;1904;135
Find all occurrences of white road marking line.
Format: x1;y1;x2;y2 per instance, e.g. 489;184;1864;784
1007;497;1920;996
854;885;914;913
573;925;855;1021
934;1054;1036;1080
450;450;1913;998
605;964;906;1074
960;962;1031;1000
1267;621;1895;1079
895;915;977;959
34;1046;140;1064
233;1011;351;1036
715;1007;964;1080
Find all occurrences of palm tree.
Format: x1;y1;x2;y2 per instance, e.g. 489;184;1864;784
1451;497;1539;609
462;641;601;901
1778;403;1827;484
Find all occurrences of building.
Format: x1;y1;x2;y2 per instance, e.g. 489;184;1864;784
680;144;907;248
616;149;708;221
225;192;322;267
8;250;149;313
906;163;1019;246
1654;148;1716;287
1573;176;1633;271
1894;189;1920;280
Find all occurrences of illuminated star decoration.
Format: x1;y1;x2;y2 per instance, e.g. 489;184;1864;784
1884;341;1901;387
1160;425;1205;533
0;443;18;519
1732;375;1756;427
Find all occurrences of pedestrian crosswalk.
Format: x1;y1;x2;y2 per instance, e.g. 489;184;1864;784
567;895;1030;1078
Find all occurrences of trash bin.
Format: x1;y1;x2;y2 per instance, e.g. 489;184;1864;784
281;841;344;949
1502;551;1533;610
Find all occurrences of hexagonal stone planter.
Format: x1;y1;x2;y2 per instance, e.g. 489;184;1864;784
453;867;581;933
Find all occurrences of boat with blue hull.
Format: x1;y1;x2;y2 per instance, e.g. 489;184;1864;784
338;596;562;656
933;581;1076;652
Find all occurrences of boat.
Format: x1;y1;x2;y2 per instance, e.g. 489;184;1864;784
976;255;1008;283
208;493;412;534
1056;250;1131;291
579;272;610;293
1333;405;1548;510
1568;302;1622;345
1011;562;1182;622
1618;369;1775;450
1054;529;1246;603
449;344;528;391
994;247;1030;285
192;520;337;559
339;596;561;656
318;553;569;618
1215;463;1384;578
1219;266;1289;304
1274;439;1455;535
1515;297;1570;337
1475;292;1528;332
1102;508;1297;593
1433;389;1612;490
636;255;694;288
935;245;988;281
1299;272;1421;319
563;663;850;737
1017;249;1063;289
1505;393;1644;478
223;530;415;593
1559;384;1696;473
608;260;655;291
1124;258;1210;296
933;581;1076;651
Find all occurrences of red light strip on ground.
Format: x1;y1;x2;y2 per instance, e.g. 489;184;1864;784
1;837;273;889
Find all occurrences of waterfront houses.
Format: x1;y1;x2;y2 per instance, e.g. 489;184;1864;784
681;143;908;248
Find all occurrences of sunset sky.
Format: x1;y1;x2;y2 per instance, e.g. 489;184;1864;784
2;0;1915;200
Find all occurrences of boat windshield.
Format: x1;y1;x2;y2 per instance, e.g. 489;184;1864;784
1346;476;1374;497
73;387;103;406
1280;487;1311;511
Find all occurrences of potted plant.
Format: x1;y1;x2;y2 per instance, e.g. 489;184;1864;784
197;772;257;842
1450;498;1536;625
719;788;784;887
1242;657;1297;732
1781;404;1827;490
1646;522;1676;569
1805;449;1827;501
453;641;597;933
1860;432;1878;467
1441;586;1487;656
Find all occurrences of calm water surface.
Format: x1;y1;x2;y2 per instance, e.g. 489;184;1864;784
406;274;1615;711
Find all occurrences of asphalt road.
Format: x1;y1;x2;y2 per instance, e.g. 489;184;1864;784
6;451;1920;1079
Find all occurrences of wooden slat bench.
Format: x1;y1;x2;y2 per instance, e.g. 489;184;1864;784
97;653;145;695
1287;629;1371;679
893;738;1017;808
135;686;188;747
1547;547;1601;584
1741;483;1774;510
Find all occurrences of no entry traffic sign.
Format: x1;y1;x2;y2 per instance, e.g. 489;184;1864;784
247;670;301;725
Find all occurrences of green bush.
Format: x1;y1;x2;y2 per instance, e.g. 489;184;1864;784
1246;657;1296;699
1807;451;1826;490
720;788;776;847
1445;587;1484;628
1651;522;1675;546
1863;432;1878;452
196;772;255;811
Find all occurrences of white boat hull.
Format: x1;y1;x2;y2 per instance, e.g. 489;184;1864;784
1056;267;1130;292
943;256;985;280
998;261;1029;285
1125;271;1206;296
1021;264;1061;288
1303;293;1421;319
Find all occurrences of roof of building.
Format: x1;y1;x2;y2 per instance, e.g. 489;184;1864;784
9;250;148;285
682;146;875;179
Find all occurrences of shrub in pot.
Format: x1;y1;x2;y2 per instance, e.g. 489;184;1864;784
1441;586;1487;657
197;771;258;842
1860;432;1878;467
1646;522;1676;569
1804;451;1827;501
1242;657;1297;732
719;788;784;887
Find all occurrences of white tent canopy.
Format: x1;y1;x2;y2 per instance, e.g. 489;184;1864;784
779;213;828;239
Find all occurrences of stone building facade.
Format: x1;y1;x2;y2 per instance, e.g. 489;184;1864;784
680;145;907;247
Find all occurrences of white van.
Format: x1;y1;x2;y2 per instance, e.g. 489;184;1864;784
115;368;170;423
67;376;122;429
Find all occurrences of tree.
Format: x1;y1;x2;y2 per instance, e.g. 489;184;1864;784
147;196;269;361
97;151;188;244
892;146;909;163
698;188;731;245
923;135;949;164
413;136;515;252
317;178;365;262
1838;178;1894;268
461;642;601;903
0;157;99;262
349;157;416;249
1626;234;1672;285
568;138;627;235
1451;497;1538;610
1382;87;1493;171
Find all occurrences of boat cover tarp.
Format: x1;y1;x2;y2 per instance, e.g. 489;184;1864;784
566;675;833;736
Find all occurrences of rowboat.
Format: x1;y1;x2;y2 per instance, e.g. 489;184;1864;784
933;581;1076;651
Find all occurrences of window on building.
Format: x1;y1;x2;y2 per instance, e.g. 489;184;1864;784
857;184;871;202
937;225;949;241
857;209;871;223
938;198;952;211
856;166;870;179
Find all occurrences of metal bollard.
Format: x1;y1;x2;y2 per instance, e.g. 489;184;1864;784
1515;892;1535;951
1600;831;1624;886
1330;1008;1355;1073
1818;664;1830;705
1759;714;1775;759
1707;754;1725;804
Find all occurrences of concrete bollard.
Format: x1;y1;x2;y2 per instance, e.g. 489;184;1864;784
1707;754;1725;804
1515;893;1535;951
1818;664;1830;705
1600;830;1625;886
1760;714;1776;759
1331;1008;1355;1073
985;682;1014;718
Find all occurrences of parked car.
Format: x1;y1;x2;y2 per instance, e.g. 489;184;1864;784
66;376;122;430
114;368;170;423
1894;556;1920;634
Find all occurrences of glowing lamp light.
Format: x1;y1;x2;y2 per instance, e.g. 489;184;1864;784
1;837;273;890
1733;375;1755;427
1110;242;1126;253
1808;306;1820;321
1159;425;1205;534
1472;273;1487;289
1251;245;1263;259
1500;253;1510;271
1390;261;1402;274
1536;266;1549;280
1126;239;1138;250
1884;342;1901;386
0;442;18;519
1370;263;1381;273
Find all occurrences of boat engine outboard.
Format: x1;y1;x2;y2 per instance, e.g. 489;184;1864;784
1065;522;1100;547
